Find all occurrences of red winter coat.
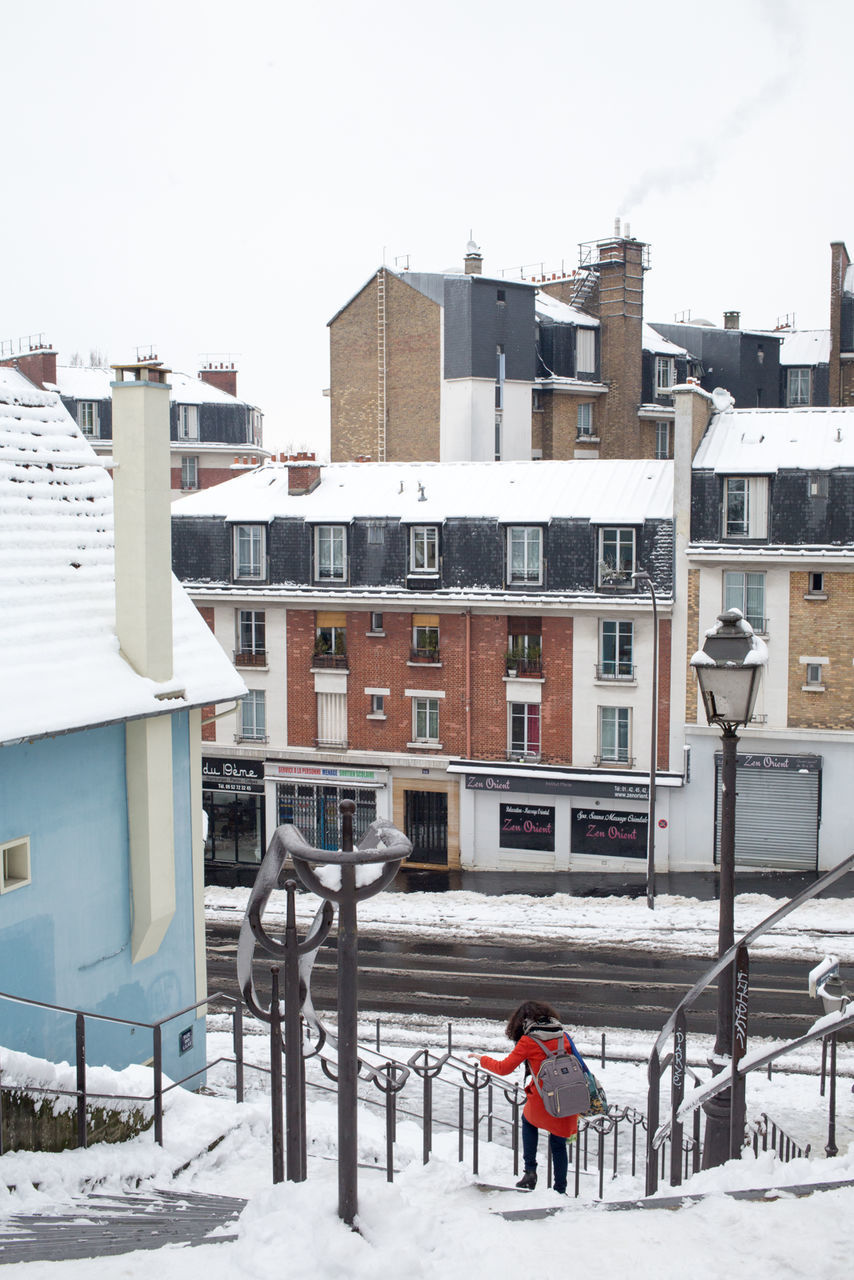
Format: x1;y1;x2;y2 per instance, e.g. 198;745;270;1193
480;1034;579;1138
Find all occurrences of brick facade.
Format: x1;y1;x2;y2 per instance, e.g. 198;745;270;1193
787;570;854;729
657;616;672;768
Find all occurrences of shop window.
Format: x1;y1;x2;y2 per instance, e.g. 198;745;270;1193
177;404;199;440
598;706;631;765
598;620;634;679
507;527;543;585
723;476;768;539
238;689;267;741
77;401;99;437
276;783;376;852
233;524;266;581
409;526;439;574
508;703;541;761
786;368;811;406
723;570;766;633
654;421;670;459
315;525;346;581
412;697;440;745
0;836;30;893
181;455;199;490
236;609;266;665
204;792;264;864
598;527;635;587
577;403;593;438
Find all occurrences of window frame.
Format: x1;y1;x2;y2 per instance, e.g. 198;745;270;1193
177;403;199;440
598;706;631;764
786;367;811;406
723;570;767;633
0;836;31;893
237;608;266;658
181;454;199;490
77;401;99;437
577;402;593;437
508;702;541;759
409;525;439;574
598;527;636;587
412;696;440;744
315;525;347;582
655;357;675;394
507;526;543;585
723;476;769;539
233;524;266;581
576;327;596;374
654;420;670;459
599;619;634;679
369;611;384;633
238;689;267;742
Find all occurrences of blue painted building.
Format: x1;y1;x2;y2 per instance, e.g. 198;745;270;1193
0;364;245;1082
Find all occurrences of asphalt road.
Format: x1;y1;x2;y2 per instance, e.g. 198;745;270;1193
207;920;819;1040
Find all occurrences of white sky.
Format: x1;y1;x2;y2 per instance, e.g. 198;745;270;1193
1;0;852;459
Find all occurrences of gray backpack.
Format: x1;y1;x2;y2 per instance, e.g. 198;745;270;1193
530;1031;590;1118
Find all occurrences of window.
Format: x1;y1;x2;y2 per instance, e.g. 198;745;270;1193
1;837;30;893
576;328;596;374
315;611;347;664
654;421;670;459
370;693;386;716
506;624;542;675
809;473;829;499
181;455;199;490
724;571;766;632
497;289;506;304
315;525;346;581
532;389;543;412
413;697;440;744
598;706;631;764
807;572;825;596
804;662;824;688
233;524;266;580
577;403;593;437
238;690;266;741
236;609;266;663
508;527;543;584
410;526;439;573
177;404;199;440
494;414;502;461
317;692;348;746
369;612;384;633
655;357;675;394
598;528;635;586
509;703;541;759
599;620;634;679
723;476;768;539
412;614;440;662
786;368;811;406
367;521;385;545
78;402;98;437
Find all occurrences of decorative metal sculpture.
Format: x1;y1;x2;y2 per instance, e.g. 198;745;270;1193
238;800;412;1225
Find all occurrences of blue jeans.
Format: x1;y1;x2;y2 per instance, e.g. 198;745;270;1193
522;1115;568;1192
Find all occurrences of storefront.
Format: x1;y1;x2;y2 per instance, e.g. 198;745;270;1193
453;762;680;872
265;761;390;851
714;752;821;872
203;756;266;873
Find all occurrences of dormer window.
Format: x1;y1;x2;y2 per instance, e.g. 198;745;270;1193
178;404;199;440
576;329;596;374
723;476;768;539
409;525;439;574
78;402;99;437
598;528;635;587
786;368;811;406
233;524;266;581
655;357;675;394
315;525;346;581
507;527;543;585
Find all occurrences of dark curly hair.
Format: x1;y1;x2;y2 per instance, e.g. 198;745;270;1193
505;1000;561;1043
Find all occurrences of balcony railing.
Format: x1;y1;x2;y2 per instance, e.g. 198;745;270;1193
312;651;348;669
409;646;441;664
234;649;268;667
593;754;635;768
595;663;636;681
506;748;542;763
505;656;543;677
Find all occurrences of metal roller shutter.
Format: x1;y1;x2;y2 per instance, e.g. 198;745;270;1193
715;761;819;871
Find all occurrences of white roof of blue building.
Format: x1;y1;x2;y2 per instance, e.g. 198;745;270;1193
0;370;245;744
693;403;854;473
172;458;674;525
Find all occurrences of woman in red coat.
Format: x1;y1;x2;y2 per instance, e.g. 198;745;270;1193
478;999;578;1193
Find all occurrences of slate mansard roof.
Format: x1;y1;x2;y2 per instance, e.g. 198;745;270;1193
0;370;245;745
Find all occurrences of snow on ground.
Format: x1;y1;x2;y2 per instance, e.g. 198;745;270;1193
206;883;854;962
1;885;853;1276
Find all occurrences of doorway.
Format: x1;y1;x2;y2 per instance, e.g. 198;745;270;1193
404;790;448;865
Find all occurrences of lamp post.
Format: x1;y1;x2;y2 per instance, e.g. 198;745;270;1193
632;569;658;911
690;607;767;1167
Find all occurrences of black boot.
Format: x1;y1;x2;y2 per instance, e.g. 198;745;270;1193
516;1168;537;1191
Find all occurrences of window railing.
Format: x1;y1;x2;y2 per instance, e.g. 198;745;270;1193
595;663;636;681
233;649;268;667
409;645;441;664
312;651;348;669
315;737;349;748
593;753;635;767
506;656;543;677
234;732;269;744
505;748;541;763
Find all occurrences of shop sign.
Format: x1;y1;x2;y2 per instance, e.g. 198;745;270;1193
202;757;265;793
736;754;821;773
499;803;555;853
466;772;648;801
571;809;648;859
267;762;386;784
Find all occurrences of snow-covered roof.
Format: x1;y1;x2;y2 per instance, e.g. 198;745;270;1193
778;329;831;367
643;325;689;357
534;290;598;328
172;458;673;525
693;405;854;474
0;381;245;745
49;365;252;407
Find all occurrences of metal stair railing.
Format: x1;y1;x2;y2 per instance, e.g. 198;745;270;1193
646;851;854;1194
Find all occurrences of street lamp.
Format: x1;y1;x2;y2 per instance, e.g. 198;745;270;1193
690;607;767;1167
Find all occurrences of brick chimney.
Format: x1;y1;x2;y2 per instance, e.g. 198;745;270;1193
286;452;321;495
199;359;238;398
0;335;57;390
464;239;483;276
595;229;647;458
723;311;740;330
829;241;851;407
